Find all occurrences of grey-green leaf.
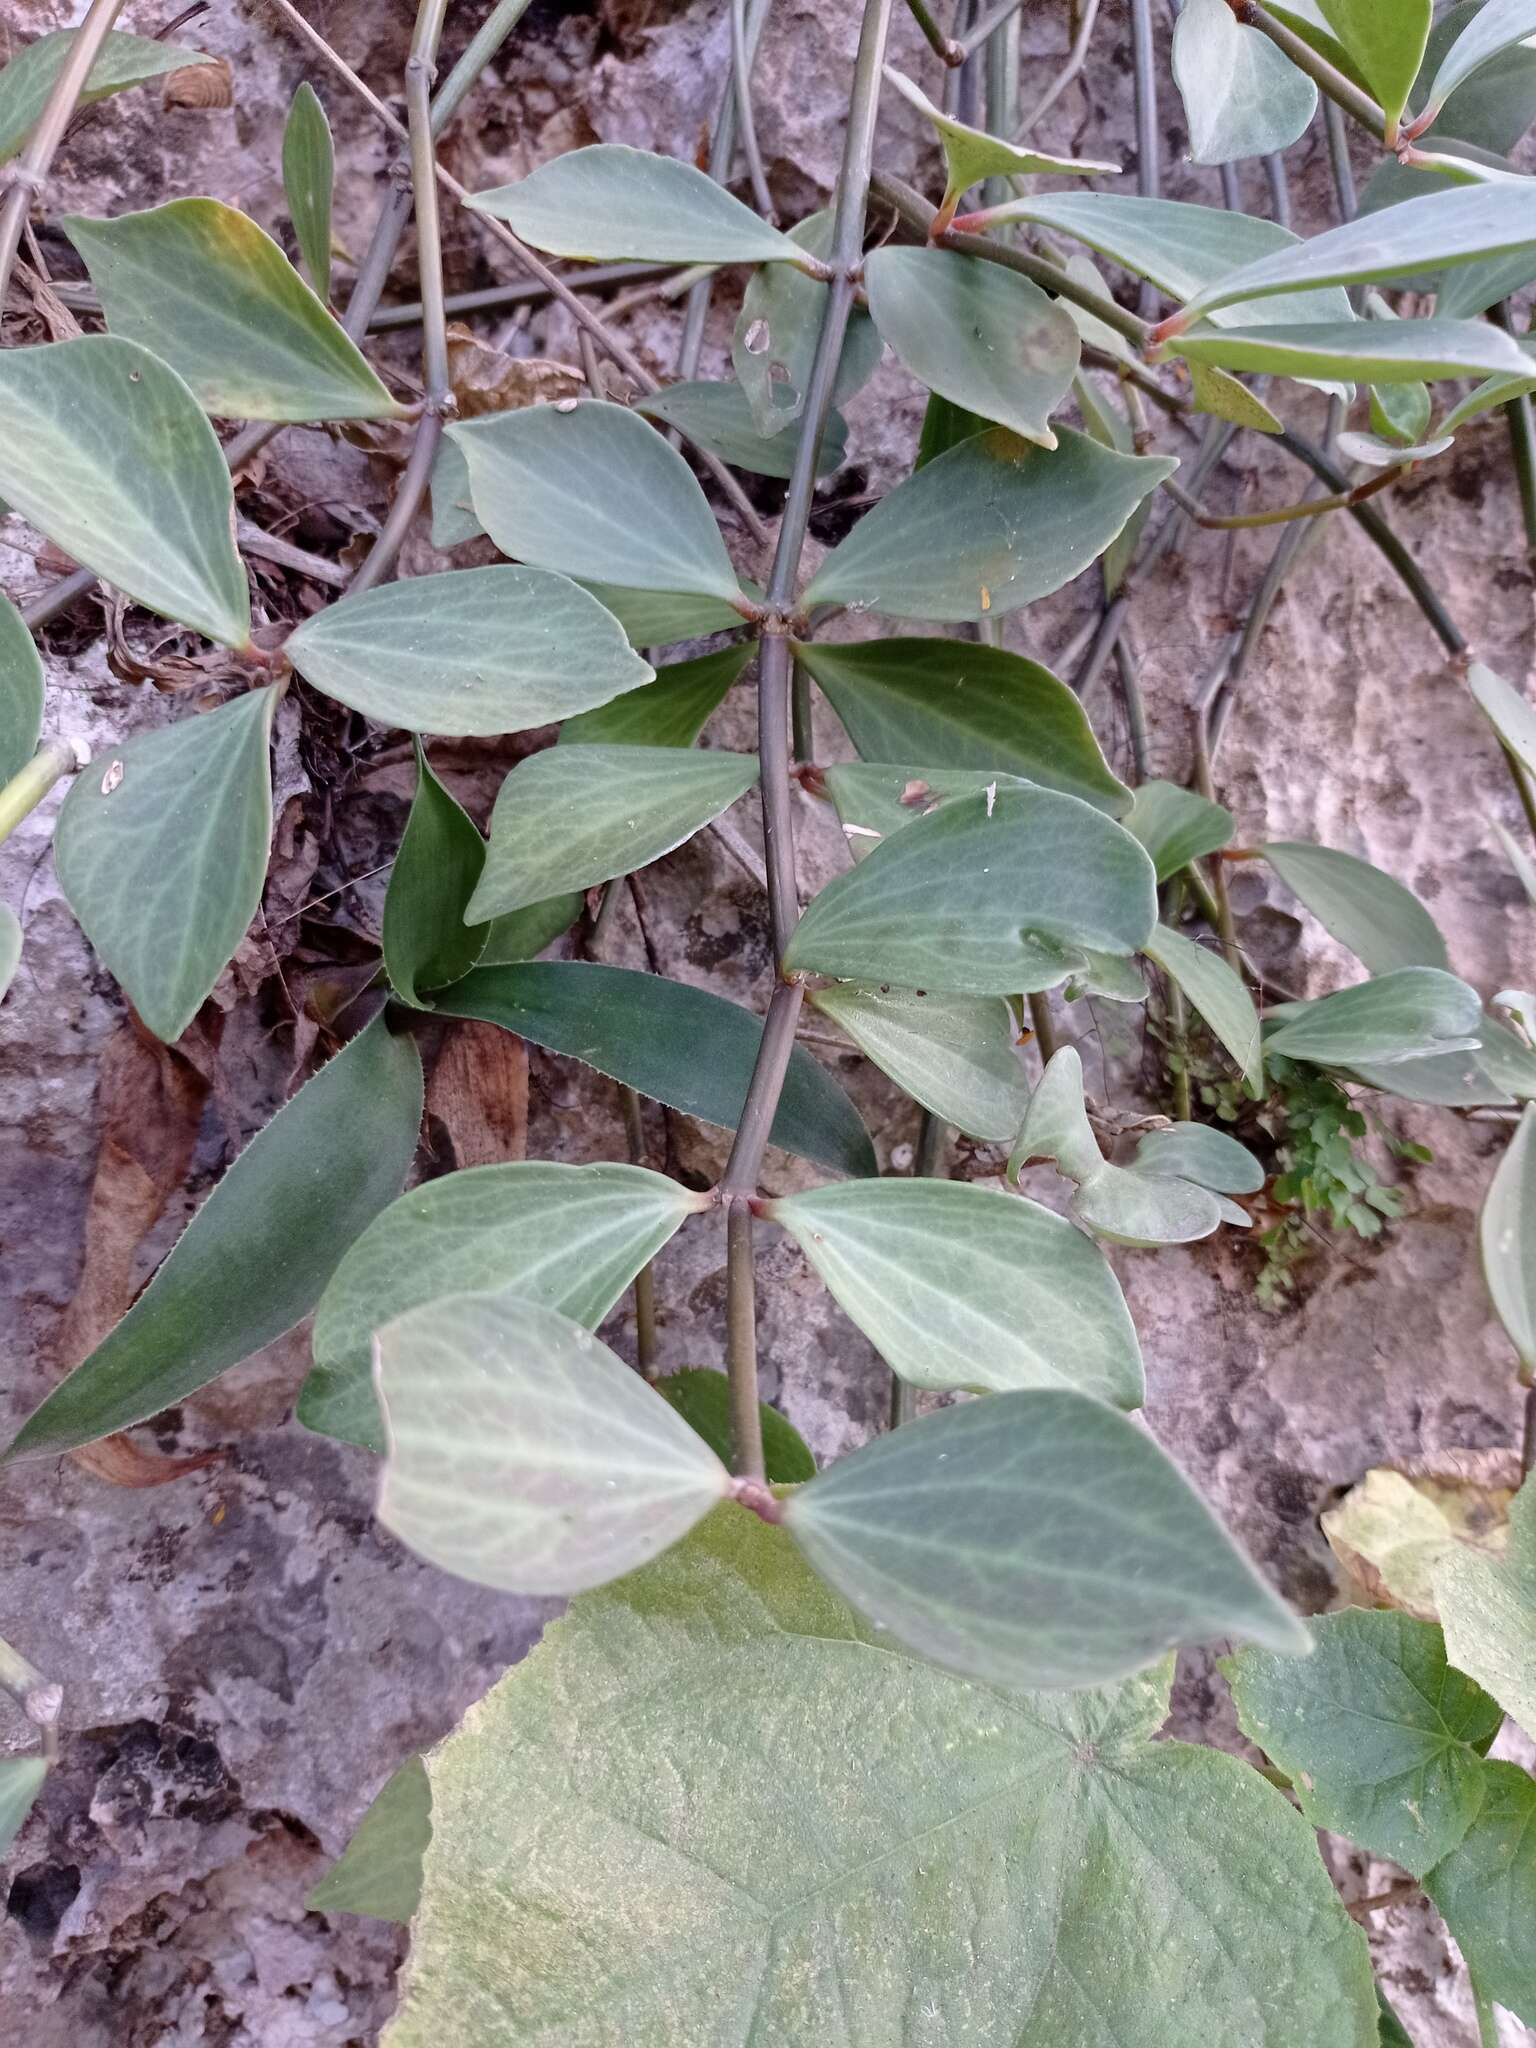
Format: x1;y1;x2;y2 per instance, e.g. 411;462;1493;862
824;760;1032;859
1172;0;1318;165
0;1757;46;1858
1421;0;1536;125
308;1757;429;1923
376;1294;728;1594
576;581;751;648
635;381;847;478
1123;778;1234;878
54;688;277;1043
0;904;19;1005
0;29;215;162
286;566;654;736
731;210;884;437
5;1016;422;1461
283;81;335;302
560;643;748;749
0;590;43;786
429;435;483;548
1469;659;1536;778
810;983;1027;1140
1480;1103;1536;1372
65;200;397;423
785;1388;1309;1689
1263;840;1449;974
451;400;742;600
803;426;1176;622
1265;967;1484;1067
467;745;757;920
1145;924;1263;1095
382;743;488;1006
1075;1159;1233;1246
1134;1120;1265;1194
770;1178;1144;1405
0;336;251;647
1423;1761;1536;2025
1171;315;1528;384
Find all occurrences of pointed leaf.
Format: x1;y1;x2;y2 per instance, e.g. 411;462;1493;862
478;894;581;966
1145;924;1263;1094
451;400;741;600
575;581;750;646
283;81;335;302
1334;428;1453;466
1263;840;1449;973
786;785;1157;995
731;210;884;437
1435;1480;1536;1738
307;1756;429;1923
1370;373;1433;444
1171;315;1529;383
770;1178;1144;1404
559;643;748;748
467;144;800;264
54;688;277;1043
810;982;1027;1140
429;434;482;547
1422;0;1536;123
1317;0;1430;132
824;760;1031;858
0;336;251;647
0;590;43;786
467;744;757;919
1480;1102;1536;1371
784;1388;1309;1690
376;1294;729;1594
303;1160;699;1453
882;65;1120;203
1172;0;1319;165
1075;1160;1231;1245
1133;1120;1265;1194
1469;659;1536;777
65;201;397;423
5;1016;422;1460
653;1369;815;1484
286;565;653;736
1187;357;1285;433
0;1757;46;1858
636;381;847;477
1265;966;1483;1067
1123;778;1233;878
804;425;1176;623
863;246;1080;450
1423;1761;1536;2024
382;744;488;1006
435;961;877;1177
1010;1043;1105;1182
0;29;215;162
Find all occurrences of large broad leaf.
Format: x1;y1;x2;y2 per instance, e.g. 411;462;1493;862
0;590;43;786
1317;0;1431;135
810;983;1027;1140
731;210;884;438
377;1294;729;1593
1435;1482;1536;1739
435;962;877;1178
1225;1608;1502;1876
1170;315;1529;383
5;1017;422;1461
54;688;277;1044
385;1510;1377;2048
785;1389;1309;1688
882;65;1120;210
863;247;1080;450
0;336;250;648
1481;1103;1536;1372
308;1757;429;1923
0;29;215;161
803;426;1175;623
452;401;742;601
467;745;757;920
1134;1119;1265;1194
559;643;748;748
302;1160;700;1454
798;637;1130;810
785;786;1157;995
1423;1761;1536;2024
653;1369;816;1485
1469;659;1536;778
0;1757;46;1858
286;566;653;736
1420;0;1536;126
635;382;847;478
1264;966;1483;1067
65;200;397;423
467;144;800;265
381;743;488;1007
1123;779;1233;878
1144;924;1263;1095
1172;0;1318;164
1263;840;1449;974
282;81;334;301
769;1178;1144;1405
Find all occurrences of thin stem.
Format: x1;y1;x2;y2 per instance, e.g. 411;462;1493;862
790;657;814;764
1323;96;1358;220
430;0;533;131
1017;0;1100;131
0;739;84;848
725;1201;765;1476
721;978;807;1194
958;0;1024;61
1026;991;1059;1063
0;0;126;306
903;0;964;66
676;0;775;380
0;1633;60;1765
982;2;1020;213
1230;0;1388;144
1164;465;1406;531
367;262;676;329
730;0;776;220
1113;634;1150;781
620;1085;659;1374
1129;0;1160;317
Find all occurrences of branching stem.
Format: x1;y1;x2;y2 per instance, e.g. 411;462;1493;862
1225;0;1388;144
0;740;85;849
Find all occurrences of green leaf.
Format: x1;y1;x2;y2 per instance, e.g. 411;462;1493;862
1377;1988;1416;2048
54;688;277;1043
635;381;847;477
1421;0;1536;124
0;336;251;648
0;1757;46;1858
731;210;884;437
1134;1120;1265;1194
1424;1760;1536;2024
0;903;19;1004
810;982;1027;1140
65;200;397;423
785;785;1157;995
478;895;582;966
786;1388;1309;1688
307;1756;429;1923
804;425;1176;624
915;388;990;465
1144;924;1263;1094
769;1178;1144;1405
6;1016;422;1461
1469;659;1536;778
882;64;1120;210
286;565;653;736
302;1160;699;1453
1172;0;1318;165
1187;357;1285;434
1334;429;1453;466
377;1294;728;1593
429;435;482;548
1265;967;1484;1067
388;1509;1377;2048
467;144;801;264
1170;315;1529;384
1123;779;1234;877
575;581;750;647
1010;1041;1105;1181
1371;373;1433;444
467;744;757;920
1225;1608;1502;1876
1263;840;1449;974
435;962;877;1178
1317;0;1431;133
1495;820;1536;909
863;246;1080;450
1435;1480;1536;1738
822;760;1030;858
0;589;43;785
653;1368;815;1484
559;643;748;748
0;29;214;162
452;399;742;601
1480;1104;1536;1372
282;81;335;302
382;743;488;1006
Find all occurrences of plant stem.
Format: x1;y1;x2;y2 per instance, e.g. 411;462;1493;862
0;740;85;849
620;1085;659;1374
790;656;814;764
730;0;776;221
903;0;964;66
1026;991;1059;1063
724;1200;766;1476
1228;0;1387;144
1017;0;1100;131
1165;464;1406;531
366;262;677;329
430;0;533;130
958;0;1024;61
0;1633;60;1763
0;0;126;306
676;0;775;380
1128;0;1160;318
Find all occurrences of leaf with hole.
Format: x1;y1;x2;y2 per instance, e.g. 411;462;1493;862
1170;315;1528;384
0;336;251;647
1122;779;1234;878
810;983;1027;1140
823;760;1030;859
1172;0;1318;165
653;1369;815;1484
5;1016;422;1461
1264;966;1483;1067
307;1756;429;1923
1144;924;1263;1094
1423;1761;1536;2024
0;590;43;786
1133;1120;1265;1194
882;65;1120;215
1263;841;1449;974
560;643;748;748
302;1160;699;1453
0;28;216;162
770;1178;1144;1405
377;1294;729;1595
0;1757;46;1858
382;744;488;1007
803;425;1176;623
54;687;277;1044
1317;0;1431;134
286;565;653;736
283;81;335;301
731;210;884;437
635;382;847;477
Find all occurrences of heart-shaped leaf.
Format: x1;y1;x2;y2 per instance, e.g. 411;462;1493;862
1316;0;1431;135
769;1178;1144;1405
54;687;277;1043
1144;924;1263;1095
0;590;43;786
1479;1102;1536;1372
382;743;488;1007
635;381;848;477
1123;779;1233;878
1264;966;1483;1067
1172;0;1318;164
0;29;216;161
283;81;335;301
1263;840;1449;974
731;210;884;437
1133;1120;1265;1194
307;1755;429;1923
1170;315;1528;383
559;643;749;748
810;983;1028;1139
0;1757;46;1858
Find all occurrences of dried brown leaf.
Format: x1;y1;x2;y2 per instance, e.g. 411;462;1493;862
445;325;582;420
427;1020;528;1168
162;57;233;109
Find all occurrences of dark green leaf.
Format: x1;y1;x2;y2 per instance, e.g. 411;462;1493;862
914;390;989;467
1263;840;1449;973
1265;967;1484;1066
635;381;847;477
1370;373;1433;444
1376;1987;1416;2047
1317;0;1431;133
575;581;750;646
731;210;884;437
477;895;582;966
0;29;215;161
0;589;43;785
560;643;748;748
307;1757;429;1923
1144;924;1263;1094
282;81;335;302
654;1368;815;1483
810;982;1028;1140
1123;779;1234;878
382;743;488;1006
1423;1761;1536;2025
1170;315;1528;383
1172;0;1318;164
1435;1480;1536;1739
